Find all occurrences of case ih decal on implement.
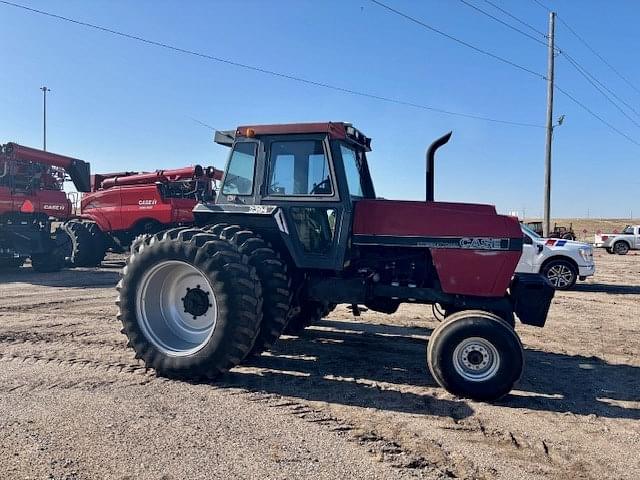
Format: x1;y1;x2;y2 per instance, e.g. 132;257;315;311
65;165;222;267
0;142;90;272
117;122;554;401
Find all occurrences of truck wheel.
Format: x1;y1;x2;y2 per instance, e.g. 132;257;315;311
427;310;523;401
31;227;70;273
220;226;292;355
117;229;262;380
562;233;575;240
64;221;101;267
541;258;577;290
613;241;630;255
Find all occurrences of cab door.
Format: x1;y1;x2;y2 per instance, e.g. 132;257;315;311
261;134;343;270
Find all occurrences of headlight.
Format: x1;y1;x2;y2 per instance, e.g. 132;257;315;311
579;247;593;262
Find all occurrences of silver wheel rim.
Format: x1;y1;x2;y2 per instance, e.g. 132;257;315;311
452;337;501;382
546;264;574;288
135;260;217;356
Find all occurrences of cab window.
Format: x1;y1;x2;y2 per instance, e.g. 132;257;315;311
268;140;333;196
222;142;256;195
340;144;364;198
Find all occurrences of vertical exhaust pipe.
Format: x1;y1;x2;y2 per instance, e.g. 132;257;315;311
426;131;452;202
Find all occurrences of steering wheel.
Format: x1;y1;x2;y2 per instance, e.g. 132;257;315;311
310;177;331;195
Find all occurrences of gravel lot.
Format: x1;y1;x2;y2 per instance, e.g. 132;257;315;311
0;249;638;480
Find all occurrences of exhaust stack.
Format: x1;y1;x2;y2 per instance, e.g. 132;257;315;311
425;131;452;202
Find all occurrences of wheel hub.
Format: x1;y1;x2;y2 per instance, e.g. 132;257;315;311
135;260;218;357
453;337;500;382
182;286;211;319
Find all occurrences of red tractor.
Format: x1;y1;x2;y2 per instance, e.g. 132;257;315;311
0;142;90;272
117;123;554;401
65;165;222;266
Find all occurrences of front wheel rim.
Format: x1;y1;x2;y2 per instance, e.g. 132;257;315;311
546;264;574;288
136;260;218;356
452;337;501;382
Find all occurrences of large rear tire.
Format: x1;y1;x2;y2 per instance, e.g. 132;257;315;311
218;225;292;355
427;310;524;401
117;229;263;380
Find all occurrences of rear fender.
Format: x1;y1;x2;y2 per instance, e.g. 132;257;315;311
509;273;554;327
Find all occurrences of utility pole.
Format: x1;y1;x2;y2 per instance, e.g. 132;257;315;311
40;86;50;151
543;12;556;238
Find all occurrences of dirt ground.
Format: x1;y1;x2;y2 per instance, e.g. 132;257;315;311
0;249;638;480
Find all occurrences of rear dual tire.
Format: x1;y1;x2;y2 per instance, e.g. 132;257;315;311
427;310;523;401
117;229;263;379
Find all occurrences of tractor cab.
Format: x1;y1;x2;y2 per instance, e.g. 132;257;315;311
200;122;377;270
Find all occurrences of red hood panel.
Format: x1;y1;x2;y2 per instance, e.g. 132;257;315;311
353;199;522;297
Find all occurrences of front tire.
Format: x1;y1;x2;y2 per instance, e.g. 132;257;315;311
542;258;577;290
427;310;524;401
117;229;262;379
613;241;630;255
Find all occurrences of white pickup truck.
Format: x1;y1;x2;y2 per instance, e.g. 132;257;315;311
517;225;595;290
594;225;640;255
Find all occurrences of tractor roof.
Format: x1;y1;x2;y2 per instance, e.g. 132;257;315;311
214;122;371;151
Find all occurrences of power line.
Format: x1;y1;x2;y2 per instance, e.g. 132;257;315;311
369;0;546;80
555;85;640;147
561;53;640;127
457;0;547;47
0;0;544;129
483;0;546;37
530;0;640;96
558;16;640;97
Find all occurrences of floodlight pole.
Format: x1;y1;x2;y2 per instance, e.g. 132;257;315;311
543;12;555;237
40;86;50;151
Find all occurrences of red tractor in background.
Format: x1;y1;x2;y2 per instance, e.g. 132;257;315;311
0;142;90;272
65;165;222;266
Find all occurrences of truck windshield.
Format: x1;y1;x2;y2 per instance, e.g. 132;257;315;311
622;225;635;234
521;224;541;239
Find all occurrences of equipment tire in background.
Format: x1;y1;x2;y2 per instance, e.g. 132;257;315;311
427;310;524;401
64;221;106;267
31;227;70;273
117;228;262;380
284;300;332;334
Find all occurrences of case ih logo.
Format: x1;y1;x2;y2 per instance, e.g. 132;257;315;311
43;204;66;211
459;237;509;250
138;199;158;207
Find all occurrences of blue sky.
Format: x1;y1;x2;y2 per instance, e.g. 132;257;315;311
1;0;639;218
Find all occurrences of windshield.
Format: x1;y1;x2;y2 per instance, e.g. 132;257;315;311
622;225;635;234
521;224;541;239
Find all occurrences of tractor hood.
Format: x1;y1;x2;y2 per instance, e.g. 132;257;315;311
352;199;523;297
